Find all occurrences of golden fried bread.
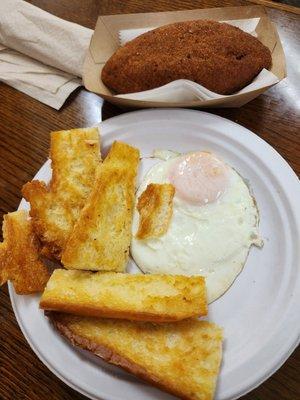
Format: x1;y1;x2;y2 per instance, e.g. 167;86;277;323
136;183;175;239
0;211;49;294
40;270;207;321
102;20;272;95
61;141;140;272
50;312;223;400
22;128;100;260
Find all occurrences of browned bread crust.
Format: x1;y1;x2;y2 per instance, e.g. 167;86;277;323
40;270;207;322
49;312;223;400
0;211;50;294
101;20;272;95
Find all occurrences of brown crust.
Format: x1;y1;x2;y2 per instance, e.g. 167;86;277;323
40;300;201;322
101;20;272;95
50;313;211;400
136;183;175;239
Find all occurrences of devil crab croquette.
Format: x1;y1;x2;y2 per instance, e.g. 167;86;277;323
101;20;272;95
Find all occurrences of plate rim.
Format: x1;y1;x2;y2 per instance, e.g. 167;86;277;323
9;108;300;400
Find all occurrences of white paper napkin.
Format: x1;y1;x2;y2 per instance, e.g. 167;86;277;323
117;19;279;102
0;0;92;109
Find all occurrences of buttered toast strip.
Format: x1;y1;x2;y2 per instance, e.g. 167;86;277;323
50;312;223;400
40;270;207;322
22;128;100;260
136;183;175;239
0;211;49;294
62;141;140;271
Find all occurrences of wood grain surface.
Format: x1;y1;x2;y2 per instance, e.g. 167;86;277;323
0;1;299;400
248;0;300;14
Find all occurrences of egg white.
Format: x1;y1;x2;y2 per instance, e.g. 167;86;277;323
131;153;262;303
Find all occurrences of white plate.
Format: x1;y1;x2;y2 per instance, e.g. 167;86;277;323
9;109;300;400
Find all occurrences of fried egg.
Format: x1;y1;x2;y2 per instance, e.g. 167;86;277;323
131;151;262;303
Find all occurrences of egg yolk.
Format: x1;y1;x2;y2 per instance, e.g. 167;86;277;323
169;152;229;205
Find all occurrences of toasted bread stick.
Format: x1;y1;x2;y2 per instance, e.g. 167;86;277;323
136;183;175;239
0;211;49;294
50;312;223;400
22;127;101;260
62;141;140;271
40;270;207;322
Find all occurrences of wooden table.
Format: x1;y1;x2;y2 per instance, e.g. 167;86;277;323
0;1;299;399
